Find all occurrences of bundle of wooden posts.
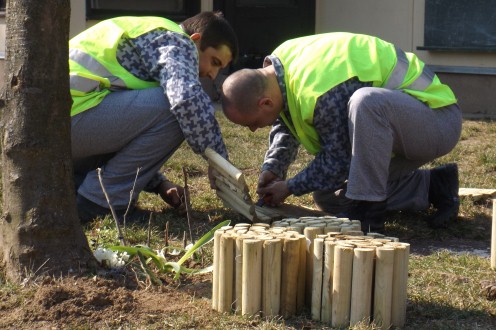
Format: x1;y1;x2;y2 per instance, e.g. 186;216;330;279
211;223;409;329
205;148;281;223
204;148;255;219
212;223;307;318
309;233;409;329
271;216;363;235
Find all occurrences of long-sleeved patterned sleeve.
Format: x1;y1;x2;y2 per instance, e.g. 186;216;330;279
286;79;371;196
131;30;228;158
262;117;300;179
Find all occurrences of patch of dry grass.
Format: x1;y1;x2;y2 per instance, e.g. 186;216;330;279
1;113;495;329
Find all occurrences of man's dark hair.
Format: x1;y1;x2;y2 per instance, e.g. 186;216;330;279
181;11;239;62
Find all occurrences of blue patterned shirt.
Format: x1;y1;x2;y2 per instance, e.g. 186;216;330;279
261;55;371;196
116;28;228;159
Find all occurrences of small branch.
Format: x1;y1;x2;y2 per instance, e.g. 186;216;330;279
97;168;127;246
182;167;194;244
124;167;141;229
165;221;169;247
146;212;152;247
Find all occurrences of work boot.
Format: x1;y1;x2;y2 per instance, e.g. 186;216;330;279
347;200;387;234
427;163;460;229
77;194;151;224
313;183;354;216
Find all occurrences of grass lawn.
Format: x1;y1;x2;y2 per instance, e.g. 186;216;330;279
0;113;495;329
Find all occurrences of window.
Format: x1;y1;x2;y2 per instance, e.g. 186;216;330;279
86;0;201;21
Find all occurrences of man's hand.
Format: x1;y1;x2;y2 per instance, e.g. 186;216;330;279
256;171;288;206
158;180;185;210
257;180;290;206
257;170;281;192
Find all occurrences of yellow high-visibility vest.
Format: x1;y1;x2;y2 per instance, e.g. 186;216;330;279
69;16;187;116
273;32;457;155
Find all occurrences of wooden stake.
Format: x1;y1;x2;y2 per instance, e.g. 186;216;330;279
205;147;248;190
216;189;255;221
374;246;395;329
296;234;307;313
234;234;244;314
321;240;336;323
280;236;300;318
242;239;263;316
332;245;354;328
311;238;325;320
350;247;375;326
218;233;235;313
391;243;410;328
212;229;224;311
304;226;324;307
215;177;251;203
262;238;282;317
491;198;496;270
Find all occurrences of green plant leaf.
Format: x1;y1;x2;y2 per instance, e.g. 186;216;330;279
111;245;165;269
137;250;162;285
164;261;182;279
177;220;230;266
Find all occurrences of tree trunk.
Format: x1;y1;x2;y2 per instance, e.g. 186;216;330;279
0;0;95;281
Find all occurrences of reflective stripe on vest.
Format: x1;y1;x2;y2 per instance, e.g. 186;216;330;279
69;48;127;92
385;46;434;91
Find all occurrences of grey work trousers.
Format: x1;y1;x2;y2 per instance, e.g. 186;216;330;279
314;87;462;212
71;87;184;209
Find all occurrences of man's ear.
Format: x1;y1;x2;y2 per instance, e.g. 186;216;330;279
258;96;274;112
258;96;274;108
190;33;201;42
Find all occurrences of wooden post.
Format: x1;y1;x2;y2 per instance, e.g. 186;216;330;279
332;245;354;328
218;233;235;313
242;239;263;316
204;147;248;190
311;238;325;320
304;226;324;307
212;229;223;310
491;198;496;270
262;238;282;317
234;234;246;313
216;189;255;221
296;234;307;313
374;246;395;329
320;240;335;323
391;243;410;328
350;247;375;326
280;236;300;318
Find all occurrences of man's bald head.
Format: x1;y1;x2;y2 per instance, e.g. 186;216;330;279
221;68;268;115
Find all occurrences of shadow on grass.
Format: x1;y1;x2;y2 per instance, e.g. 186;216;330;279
406;300;496;330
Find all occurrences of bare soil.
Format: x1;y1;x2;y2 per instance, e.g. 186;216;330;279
0;272;217;329
0;238;491;330
0;199;494;329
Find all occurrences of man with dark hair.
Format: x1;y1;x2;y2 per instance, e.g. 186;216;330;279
70;12;238;223
222;32;461;233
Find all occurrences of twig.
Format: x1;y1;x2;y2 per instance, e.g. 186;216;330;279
183;231;187;249
97;168;127;246
124;167;141;229
146;212;152;247
165;221;169;247
182;167;194;244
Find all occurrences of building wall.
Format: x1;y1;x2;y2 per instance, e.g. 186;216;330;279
1;0;494;118
315;0;496;118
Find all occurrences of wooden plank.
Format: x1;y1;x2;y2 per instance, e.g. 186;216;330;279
459;188;496;200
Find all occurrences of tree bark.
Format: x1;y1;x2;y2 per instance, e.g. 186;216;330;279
0;0;95;281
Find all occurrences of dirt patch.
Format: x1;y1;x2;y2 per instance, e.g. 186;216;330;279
0;238;491;330
0;272;220;329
